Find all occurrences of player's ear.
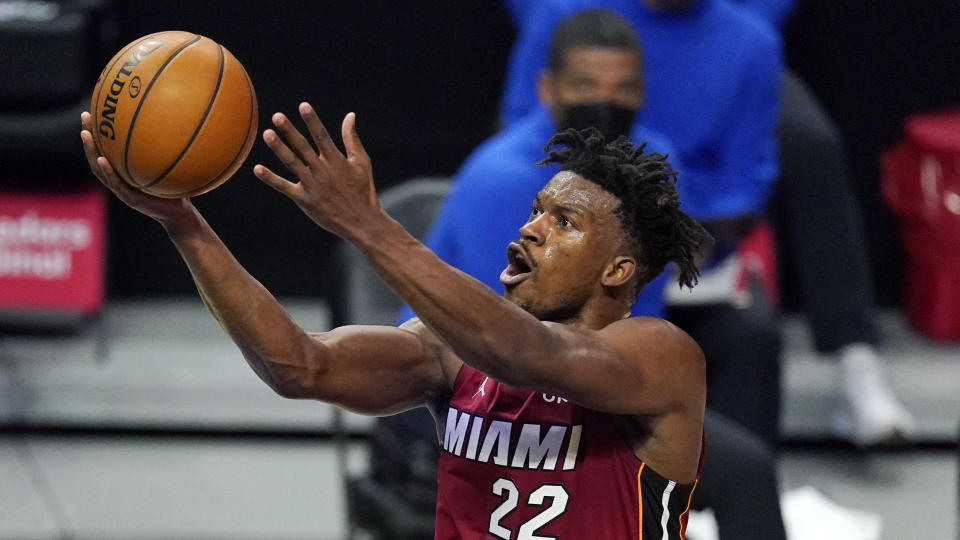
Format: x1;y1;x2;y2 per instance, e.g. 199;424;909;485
601;255;637;288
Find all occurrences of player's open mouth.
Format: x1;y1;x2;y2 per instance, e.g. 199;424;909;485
500;242;535;286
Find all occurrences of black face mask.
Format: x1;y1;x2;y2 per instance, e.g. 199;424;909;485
557;102;637;140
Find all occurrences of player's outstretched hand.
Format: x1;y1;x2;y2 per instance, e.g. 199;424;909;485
80;112;194;225
253;103;381;239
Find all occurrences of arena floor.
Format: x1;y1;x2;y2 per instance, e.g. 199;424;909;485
0;299;957;539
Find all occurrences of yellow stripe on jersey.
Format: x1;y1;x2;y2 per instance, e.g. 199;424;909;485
637;463;646;540
678;477;698;540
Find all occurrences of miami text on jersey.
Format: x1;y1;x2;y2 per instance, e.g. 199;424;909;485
443;407;583;471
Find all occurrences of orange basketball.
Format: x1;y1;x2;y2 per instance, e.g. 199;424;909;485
90;31;257;198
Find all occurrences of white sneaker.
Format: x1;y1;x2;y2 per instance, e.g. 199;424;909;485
781;486;882;540
835;343;916;447
684;509;719;540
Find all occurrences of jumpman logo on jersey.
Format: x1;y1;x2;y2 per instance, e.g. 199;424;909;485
473;376;489;399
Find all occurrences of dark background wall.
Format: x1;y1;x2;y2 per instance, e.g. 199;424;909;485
7;0;959;308
101;0;515;299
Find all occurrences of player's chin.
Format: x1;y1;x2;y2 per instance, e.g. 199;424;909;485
503;286;525;304
503;279;530;299
503;291;540;317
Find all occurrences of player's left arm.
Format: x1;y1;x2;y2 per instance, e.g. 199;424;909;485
254;104;701;416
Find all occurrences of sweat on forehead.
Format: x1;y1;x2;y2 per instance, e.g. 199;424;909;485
540;171;622;214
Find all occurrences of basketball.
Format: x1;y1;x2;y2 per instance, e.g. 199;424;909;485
90;31;257;198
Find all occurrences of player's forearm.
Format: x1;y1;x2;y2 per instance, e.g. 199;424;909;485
353;213;558;388
162;208;324;396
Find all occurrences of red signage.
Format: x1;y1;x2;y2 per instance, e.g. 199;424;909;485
0;190;106;314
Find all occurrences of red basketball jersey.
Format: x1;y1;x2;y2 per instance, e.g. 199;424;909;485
435;365;701;540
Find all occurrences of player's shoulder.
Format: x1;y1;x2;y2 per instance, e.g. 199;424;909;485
601;316;704;365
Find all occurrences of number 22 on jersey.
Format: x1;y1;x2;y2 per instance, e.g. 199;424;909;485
488;478;569;540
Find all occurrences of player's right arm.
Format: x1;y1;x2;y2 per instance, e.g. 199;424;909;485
80;113;455;416
162;209;455;415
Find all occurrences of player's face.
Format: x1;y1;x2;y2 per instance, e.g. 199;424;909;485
501;172;627;321
539;47;644;113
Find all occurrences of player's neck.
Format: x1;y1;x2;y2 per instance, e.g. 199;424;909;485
558;296;631;330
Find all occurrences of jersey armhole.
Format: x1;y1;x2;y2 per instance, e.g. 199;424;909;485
428;363;471;449
450;362;472;394
609;414;701;489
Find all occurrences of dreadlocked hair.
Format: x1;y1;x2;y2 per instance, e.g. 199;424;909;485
537;127;713;290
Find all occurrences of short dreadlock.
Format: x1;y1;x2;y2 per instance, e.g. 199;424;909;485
537;127;713;290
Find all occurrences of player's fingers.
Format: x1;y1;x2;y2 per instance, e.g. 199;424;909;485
341;112;369;163
262;128;311;180
80;111;94;133
299;102;343;161
95;156;140;199
79;128;105;178
253;164;301;198
271;112;321;168
79;112;107;172
81;114;140;202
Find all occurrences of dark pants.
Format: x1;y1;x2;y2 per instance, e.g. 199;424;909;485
668;280;782;449
773;70;879;353
693;409;787;540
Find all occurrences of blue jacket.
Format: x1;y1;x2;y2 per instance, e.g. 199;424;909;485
739;0;796;29
506;0;797;31
398;106;680;323
500;0;784;220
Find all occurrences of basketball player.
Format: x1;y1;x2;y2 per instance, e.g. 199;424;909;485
79;107;711;538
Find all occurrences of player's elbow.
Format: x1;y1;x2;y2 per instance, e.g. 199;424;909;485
249;340;329;400
266;366;324;399
270;377;309;399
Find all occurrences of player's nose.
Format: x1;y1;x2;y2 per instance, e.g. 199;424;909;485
519;214;546;245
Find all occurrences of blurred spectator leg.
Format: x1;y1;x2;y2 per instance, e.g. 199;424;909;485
775;70;914;445
776;70;878;352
